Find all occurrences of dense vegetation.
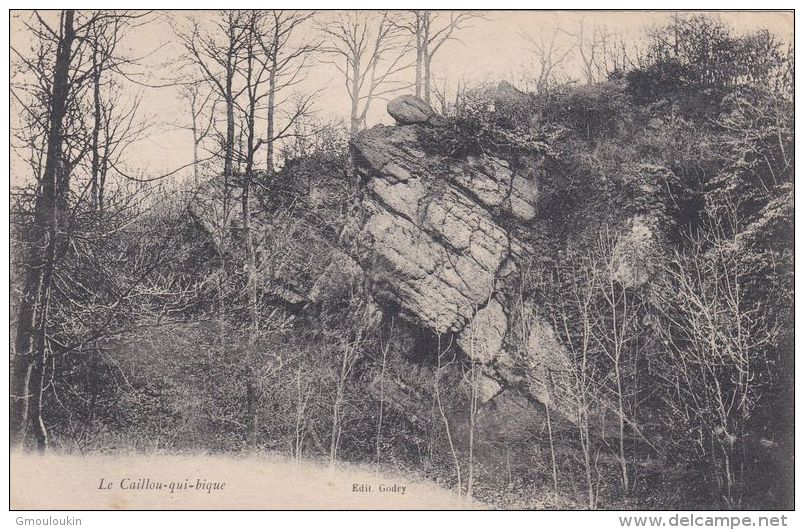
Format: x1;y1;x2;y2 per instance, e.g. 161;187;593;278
10;13;793;509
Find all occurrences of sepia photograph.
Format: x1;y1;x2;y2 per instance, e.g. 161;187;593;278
6;4;795;516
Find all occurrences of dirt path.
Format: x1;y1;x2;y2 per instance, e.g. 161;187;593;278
11;452;480;509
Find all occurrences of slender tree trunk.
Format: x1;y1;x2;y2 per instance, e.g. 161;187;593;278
434;334;462;496
415;14;423;98
545;401;559;504
242;184;258;447
330;345;352;465
192;139;200;185
616;364;629;493
189;92;200;185
223;58;235;225
424;55;432;104
242;49;260;447
346;56;361;194
467;360;478;499
375;318;392;463
330;389;342;464
265;26;278;174
294;363;308;459
242;161;258;345
98;147;108;219
580;410;595;508
544;368;560;504
90;51;101;212
423;14;432;104
243;175;258;448
265;65;276;174
349;58;361;137
11;9;76;452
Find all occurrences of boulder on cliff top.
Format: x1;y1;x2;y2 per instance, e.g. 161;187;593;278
387;95;446;126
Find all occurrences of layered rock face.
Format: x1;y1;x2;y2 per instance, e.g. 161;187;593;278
347;96;551;407
350;124;535;339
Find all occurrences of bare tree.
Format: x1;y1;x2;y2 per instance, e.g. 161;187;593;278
433;331;462;495
320;12;411;137
391;11;478;104
590;228;645;495
178;10;249;223
10;9;154;450
651;214;782;508
293;360;314;459
561;16;608;85
178;12;258;445
464;341;481;499
85;14;149;215
234;11;275;445
374;316;395;463
10;9;79;451
178;82;218;185
520;27;571;93
513;277;561;505
329;293;370;464
535;248;604;509
598;31;635;77
254;10;320;173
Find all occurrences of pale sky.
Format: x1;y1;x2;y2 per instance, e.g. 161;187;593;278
9;10;794;183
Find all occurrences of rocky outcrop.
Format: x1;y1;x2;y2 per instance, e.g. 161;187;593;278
349;122;530;338
346;97;555;409
345;96;675;424
189;95;668;425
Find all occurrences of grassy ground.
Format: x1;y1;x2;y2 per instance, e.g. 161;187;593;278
11;451;480;510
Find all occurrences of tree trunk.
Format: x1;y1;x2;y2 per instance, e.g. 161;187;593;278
349;60;361;137
580;413;595;508
415;14;423;98
466;361;478;499
266;63;277;174
375;330;389;463
616;364;629;494
223;57;235;225
90;50;101;212
423;15;432;104
330;390;342;464
242;54;260;447
545;401;559;504
11;9;76;452
434;343;462;496
190;92;200;185
192;138;200;185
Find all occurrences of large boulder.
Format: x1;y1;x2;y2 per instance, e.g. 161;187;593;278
387;95;446;126
494;80;530;109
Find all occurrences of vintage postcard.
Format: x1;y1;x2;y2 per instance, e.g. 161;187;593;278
7;7;794;514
